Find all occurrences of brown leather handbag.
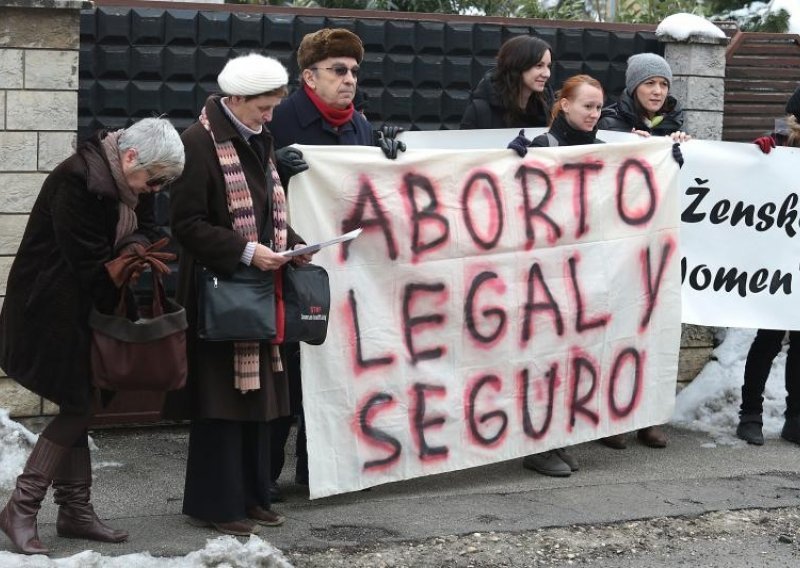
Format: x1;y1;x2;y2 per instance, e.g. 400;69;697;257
89;239;188;391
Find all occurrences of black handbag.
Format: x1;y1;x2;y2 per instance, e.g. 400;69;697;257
195;264;276;341
281;263;330;345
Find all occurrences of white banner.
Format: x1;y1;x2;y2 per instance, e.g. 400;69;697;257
402;128;800;329
288;139;681;498
678;140;800;329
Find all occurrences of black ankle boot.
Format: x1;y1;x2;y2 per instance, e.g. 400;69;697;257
781;415;800;445
736;414;764;445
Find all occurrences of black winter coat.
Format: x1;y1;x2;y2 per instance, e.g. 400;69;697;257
165;96;303;423
270;87;374;149
0;135;157;413
461;70;554;130
598;91;684;136
530;113;604;148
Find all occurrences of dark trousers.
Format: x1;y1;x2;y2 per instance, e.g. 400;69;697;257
270;341;307;483
741;329;800;418
183;419;271;523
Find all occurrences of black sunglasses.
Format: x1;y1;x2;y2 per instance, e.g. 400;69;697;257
311;65;359;79
145;174;175;188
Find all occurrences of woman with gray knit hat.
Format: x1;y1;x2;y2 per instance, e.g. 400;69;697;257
598;52;690;143
597;52;688;451
165;52;312;536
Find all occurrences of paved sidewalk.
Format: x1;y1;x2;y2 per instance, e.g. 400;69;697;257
1;424;799;559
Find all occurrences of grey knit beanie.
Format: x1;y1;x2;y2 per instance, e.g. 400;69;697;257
625;53;673;96
785;86;800;121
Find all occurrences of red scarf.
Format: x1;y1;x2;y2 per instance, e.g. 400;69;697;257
304;83;354;127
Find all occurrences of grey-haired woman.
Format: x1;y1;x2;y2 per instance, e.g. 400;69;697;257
0;118;184;555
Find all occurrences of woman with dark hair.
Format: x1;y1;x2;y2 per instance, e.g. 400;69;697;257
461;35;554;129
507;74;605;478
736;86;800;447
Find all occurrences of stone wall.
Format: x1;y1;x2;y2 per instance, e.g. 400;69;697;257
0;0;82;417
660;26;729;386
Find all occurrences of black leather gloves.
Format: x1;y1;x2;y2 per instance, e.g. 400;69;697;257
380;124;404;140
378;135;406;160
508;129;532;157
275;147;309;184
672;143;684;168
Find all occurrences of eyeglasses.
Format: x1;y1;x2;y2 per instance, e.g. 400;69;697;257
310;65;359;79
145;174;175;188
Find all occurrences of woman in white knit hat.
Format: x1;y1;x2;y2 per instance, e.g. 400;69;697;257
165;52;313;536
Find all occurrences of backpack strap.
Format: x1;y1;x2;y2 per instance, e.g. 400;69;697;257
545;132;559;147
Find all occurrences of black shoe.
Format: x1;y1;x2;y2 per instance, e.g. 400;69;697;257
781;415;800;445
522;451;571;477
737;414;764;445
268;482;284;503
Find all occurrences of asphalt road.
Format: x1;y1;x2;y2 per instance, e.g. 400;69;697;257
1;424;798;562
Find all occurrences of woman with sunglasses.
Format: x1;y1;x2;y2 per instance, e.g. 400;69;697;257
270;28;404;164
461;35;554;130
0;118;184;555
267;28;403;503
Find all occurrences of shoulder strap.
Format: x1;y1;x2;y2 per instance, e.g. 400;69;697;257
545;132;559;147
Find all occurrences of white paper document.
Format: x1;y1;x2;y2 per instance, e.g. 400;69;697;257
279;227;363;257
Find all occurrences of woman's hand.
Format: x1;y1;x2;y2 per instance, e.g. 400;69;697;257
669;131;692;143
291;243;314;266
631;129;651;138
251;243;289;271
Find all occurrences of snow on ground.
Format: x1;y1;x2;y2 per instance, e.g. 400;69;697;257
656;13;727;41
0;409;37;490
673;328;787;445
0;535;293;568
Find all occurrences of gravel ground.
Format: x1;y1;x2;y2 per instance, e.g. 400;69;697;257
287;507;800;567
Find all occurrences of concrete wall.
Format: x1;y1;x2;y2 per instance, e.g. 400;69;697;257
660;28;729;387
0;0;81;417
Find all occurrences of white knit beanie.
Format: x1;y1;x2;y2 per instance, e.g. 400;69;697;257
625;53;673;96
217;53;288;96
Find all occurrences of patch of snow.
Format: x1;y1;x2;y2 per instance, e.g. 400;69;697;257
0;535;293;568
0;409;37;490
672;328;787;445
657;13;727;41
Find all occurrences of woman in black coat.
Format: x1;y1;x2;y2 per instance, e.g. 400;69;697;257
0;118;184;555
597;53;687;450
737;87;800;447
507;74;605;479
461;35;555;130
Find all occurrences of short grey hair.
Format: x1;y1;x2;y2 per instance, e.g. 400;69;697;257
119;117;185;177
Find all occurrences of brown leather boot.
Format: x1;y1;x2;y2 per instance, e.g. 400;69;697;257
0;436;69;554
52;447;128;543
637;426;668;448
599;434;628;449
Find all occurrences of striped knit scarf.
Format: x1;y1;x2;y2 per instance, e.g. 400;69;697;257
199;105;288;393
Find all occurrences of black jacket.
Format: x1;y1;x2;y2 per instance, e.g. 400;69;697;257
270;87;374;149
598;90;684;136
530;113;604;147
461;70;554;129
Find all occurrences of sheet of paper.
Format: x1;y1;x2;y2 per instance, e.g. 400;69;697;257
279;227;363;257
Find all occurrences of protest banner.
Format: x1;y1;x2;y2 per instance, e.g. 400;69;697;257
678;141;800;329
288;140;681;498
399;128;800;329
